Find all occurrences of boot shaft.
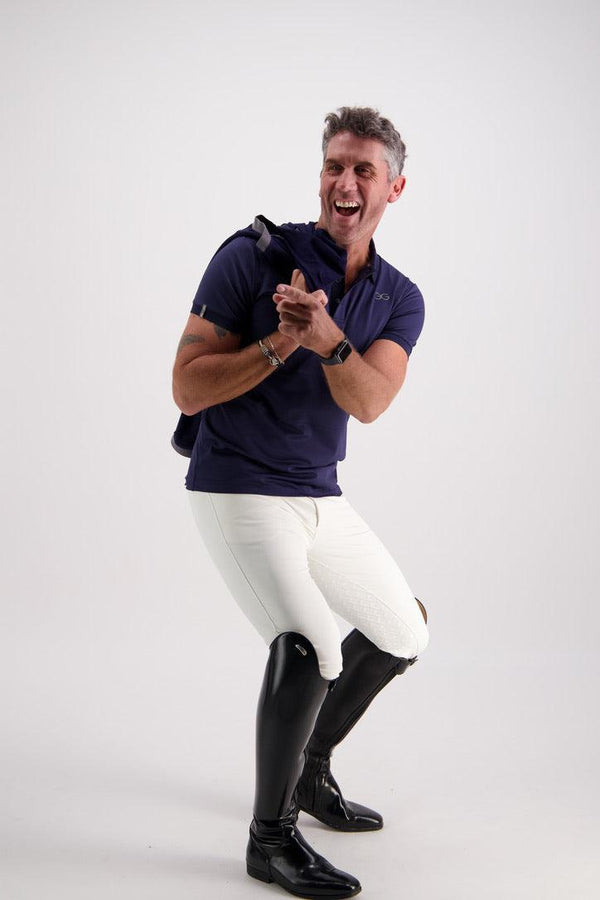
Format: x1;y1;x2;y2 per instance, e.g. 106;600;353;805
306;628;415;757
254;632;331;822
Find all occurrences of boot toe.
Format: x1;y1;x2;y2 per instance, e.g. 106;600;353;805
247;821;361;898
300;796;383;832
340;799;383;831
296;757;383;832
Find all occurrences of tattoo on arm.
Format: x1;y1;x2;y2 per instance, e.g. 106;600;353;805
176;323;229;355
177;333;206;354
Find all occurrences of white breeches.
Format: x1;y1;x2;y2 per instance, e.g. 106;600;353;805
188;492;429;680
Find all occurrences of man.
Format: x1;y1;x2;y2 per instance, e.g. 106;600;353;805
172;107;429;899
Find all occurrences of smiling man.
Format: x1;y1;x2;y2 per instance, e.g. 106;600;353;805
172;107;429;900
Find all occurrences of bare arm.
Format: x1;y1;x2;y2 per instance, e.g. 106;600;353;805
173;270;326;415
172;315;299;415
321;339;407;423
273;279;408;424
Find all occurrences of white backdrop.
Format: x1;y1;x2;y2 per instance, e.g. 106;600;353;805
2;1;599;898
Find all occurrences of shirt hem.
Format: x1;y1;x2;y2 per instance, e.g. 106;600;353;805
185;482;342;498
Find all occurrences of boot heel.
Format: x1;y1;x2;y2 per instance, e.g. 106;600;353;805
247;861;272;883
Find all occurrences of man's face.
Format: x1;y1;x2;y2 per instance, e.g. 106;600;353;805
317;131;406;252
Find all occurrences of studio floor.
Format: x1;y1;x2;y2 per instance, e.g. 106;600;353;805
2;656;597;899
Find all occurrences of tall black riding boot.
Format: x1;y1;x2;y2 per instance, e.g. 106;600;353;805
246;631;361;899
296;624;422;832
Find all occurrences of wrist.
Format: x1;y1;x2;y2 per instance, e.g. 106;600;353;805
312;326;346;359
269;331;298;361
317;335;353;365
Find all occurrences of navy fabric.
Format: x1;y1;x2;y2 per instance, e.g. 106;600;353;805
179;217;425;496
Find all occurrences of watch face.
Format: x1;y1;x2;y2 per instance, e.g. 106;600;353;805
320;338;351;365
337;340;351;362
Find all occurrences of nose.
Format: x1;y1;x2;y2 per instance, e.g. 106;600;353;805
337;167;357;193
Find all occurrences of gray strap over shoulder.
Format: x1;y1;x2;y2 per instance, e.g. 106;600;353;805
253;216;272;252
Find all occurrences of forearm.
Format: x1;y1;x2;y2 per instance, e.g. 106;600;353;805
174;331;297;415
272;278;400;423
322;350;396;424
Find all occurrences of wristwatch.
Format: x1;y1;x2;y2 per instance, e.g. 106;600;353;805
317;337;353;366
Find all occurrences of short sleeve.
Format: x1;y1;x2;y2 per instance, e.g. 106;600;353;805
377;280;425;357
190;237;258;334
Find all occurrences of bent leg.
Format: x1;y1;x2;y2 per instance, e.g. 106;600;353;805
296;495;429;831
187;492;343;680
308;495;429;658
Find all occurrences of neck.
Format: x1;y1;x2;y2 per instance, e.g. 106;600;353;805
344;242;370;287
314;221;373;288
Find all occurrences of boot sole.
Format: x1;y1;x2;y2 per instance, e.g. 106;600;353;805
247;861;361;898
298;805;383;832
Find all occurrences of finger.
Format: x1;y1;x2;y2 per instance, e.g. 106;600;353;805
275;282;328;309
291;268;307;292
276;299;313;320
275;285;314;304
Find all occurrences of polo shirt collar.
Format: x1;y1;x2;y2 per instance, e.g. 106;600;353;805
361;240;379;283
313;224;379;284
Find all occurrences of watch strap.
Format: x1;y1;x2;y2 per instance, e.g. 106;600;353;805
318;337;352;366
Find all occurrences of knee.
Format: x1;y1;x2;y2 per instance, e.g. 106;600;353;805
272;630;342;683
380;596;430;660
411;596;430;655
410;596;429;652
411;598;430;656
312;636;343;682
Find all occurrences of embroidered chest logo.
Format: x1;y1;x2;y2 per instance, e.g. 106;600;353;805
374;292;391;301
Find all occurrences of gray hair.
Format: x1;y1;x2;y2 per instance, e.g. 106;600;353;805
322;106;407;180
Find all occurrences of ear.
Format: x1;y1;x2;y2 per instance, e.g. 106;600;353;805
387;175;406;204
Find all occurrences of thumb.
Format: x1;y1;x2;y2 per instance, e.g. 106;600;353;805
291;268;307;292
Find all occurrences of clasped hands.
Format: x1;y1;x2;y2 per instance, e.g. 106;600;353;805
273;269;344;358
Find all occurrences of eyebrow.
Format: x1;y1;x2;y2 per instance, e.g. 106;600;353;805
325;158;377;171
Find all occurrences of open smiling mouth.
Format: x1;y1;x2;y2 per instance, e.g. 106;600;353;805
334;200;360;217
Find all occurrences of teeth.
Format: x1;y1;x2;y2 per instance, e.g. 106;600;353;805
335;200;359;208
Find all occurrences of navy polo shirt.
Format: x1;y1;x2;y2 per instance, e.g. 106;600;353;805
181;217;424;497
